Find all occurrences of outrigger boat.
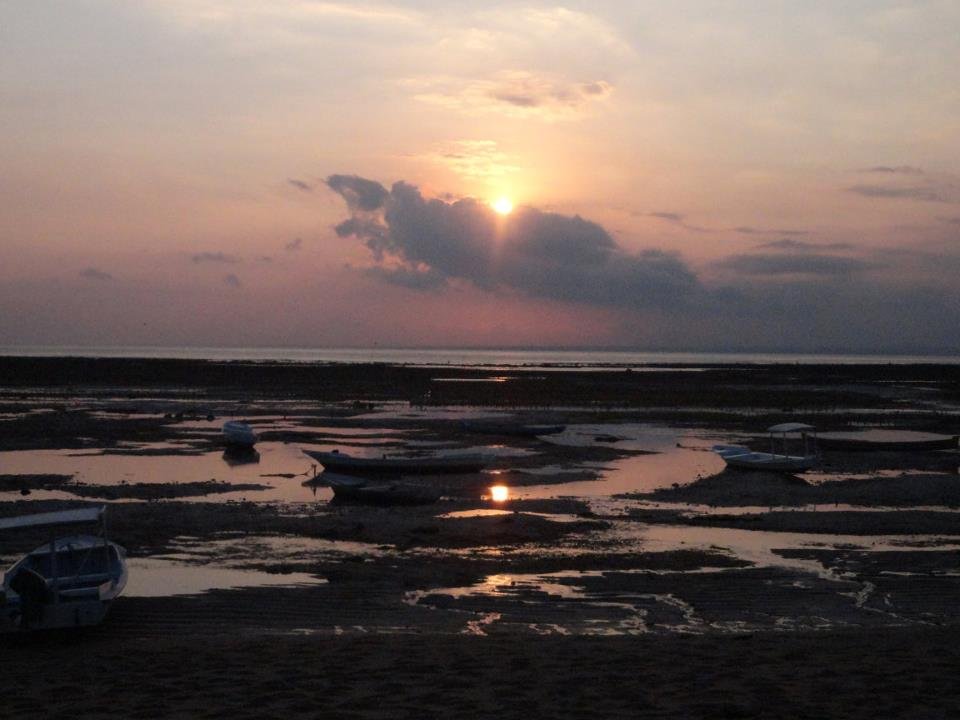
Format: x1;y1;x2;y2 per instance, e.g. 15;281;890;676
303;449;489;476
713;423;819;473
1;506;127;632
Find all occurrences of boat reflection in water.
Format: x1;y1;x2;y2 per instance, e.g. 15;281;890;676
221;446;261;466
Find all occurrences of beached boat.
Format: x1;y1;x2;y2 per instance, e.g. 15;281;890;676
817;430;958;452
303;449;489;475
1;506;128;632
325;473;442;506
223;420;257;447
713;422;819;473
460;420;566;437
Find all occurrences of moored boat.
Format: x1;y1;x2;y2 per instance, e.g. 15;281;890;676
1;506;128;632
302;449;489;475
223;420;257;447
325;473;442;506
713;422;819;473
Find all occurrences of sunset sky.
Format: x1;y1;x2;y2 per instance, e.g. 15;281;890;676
2;1;959;352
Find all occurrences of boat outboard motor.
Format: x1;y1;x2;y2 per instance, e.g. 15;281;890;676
9;566;52;628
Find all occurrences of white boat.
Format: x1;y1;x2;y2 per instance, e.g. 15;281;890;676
223;420;257;447
303;449;490;475
1;506;128;632
713;422;819;472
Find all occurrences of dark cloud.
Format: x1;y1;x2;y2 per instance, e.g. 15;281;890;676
717;253;881;277
864;166;924;175
256;256;273;263
192;252;240;264
224;273;241;287
329;176;697;308
288;178;313;192
80;267;113;281
285;237;303;251
326;174;389;212
757;239;854;252
847;185;948;202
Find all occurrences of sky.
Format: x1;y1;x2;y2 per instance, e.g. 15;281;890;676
1;0;959;353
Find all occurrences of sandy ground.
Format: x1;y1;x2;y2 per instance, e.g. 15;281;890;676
3;627;960;719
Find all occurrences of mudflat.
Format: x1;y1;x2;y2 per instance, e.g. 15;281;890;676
2;357;959;718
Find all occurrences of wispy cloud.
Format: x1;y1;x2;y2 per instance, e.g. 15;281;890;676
717;253;881;277
733;226;809;237
756;238;854;252
423;139;519;180
224;273;241;287
192;252;241;264
406;71;613;121
646;212;714;233
80;267;113;281
847;184;949;203
288;179;313;192
285;237;303;251
864;166;924;175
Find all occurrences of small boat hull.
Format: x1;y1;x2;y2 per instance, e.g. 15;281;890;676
304;450;488;475
326;474;441;506
713;445;818;473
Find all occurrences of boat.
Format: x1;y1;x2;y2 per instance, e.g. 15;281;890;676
325;473;442;506
1;506;128;632
817;430;958;452
223;420;257;447
713;422;819;473
460;420;566;437
302;449;490;475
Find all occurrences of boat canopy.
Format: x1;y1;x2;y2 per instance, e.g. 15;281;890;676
766;423;816;433
0;507;104;532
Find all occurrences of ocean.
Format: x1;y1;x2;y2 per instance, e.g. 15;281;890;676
2;345;959;368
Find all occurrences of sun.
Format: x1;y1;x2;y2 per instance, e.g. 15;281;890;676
492;197;514;215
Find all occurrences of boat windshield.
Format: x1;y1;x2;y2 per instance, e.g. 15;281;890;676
25;545;119;580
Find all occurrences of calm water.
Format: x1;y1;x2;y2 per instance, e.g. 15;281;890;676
2;345;960;368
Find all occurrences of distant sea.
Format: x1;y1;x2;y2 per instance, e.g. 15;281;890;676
2;346;959;369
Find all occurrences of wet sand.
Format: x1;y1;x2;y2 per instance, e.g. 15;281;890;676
2;357;960;717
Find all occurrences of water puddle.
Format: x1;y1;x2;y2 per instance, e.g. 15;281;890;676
124;557;326;597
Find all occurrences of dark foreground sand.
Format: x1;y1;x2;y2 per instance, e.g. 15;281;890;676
3;627;959;719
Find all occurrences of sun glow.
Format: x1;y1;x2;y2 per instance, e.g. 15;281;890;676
490;485;510;502
492;197;514;215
